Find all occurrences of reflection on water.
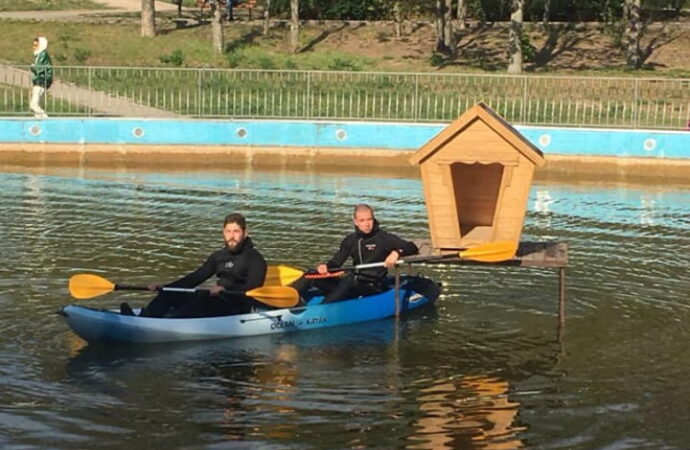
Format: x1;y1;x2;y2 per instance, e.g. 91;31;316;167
0;166;689;448
410;375;524;449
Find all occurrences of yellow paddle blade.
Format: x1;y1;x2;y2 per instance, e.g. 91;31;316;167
458;241;518;263
68;273;116;299
264;265;305;286
246;286;300;308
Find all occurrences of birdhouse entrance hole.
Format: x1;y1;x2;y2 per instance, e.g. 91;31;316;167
451;162;504;241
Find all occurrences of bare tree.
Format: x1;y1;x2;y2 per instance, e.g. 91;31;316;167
443;0;455;54
290;0;299;53
435;0;448;54
393;1;403;40
672;0;687;15
457;0;467;30
507;0;523;73
141;0;156;37
263;0;272;35
211;2;224;54
542;0;550;27
626;0;642;68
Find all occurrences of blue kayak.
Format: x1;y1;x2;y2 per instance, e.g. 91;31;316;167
59;276;441;344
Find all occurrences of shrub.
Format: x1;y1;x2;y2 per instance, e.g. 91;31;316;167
73;48;91;64
160;49;185;67
327;57;360;71
429;52;444;67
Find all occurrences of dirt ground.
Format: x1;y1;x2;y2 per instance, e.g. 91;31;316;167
303;20;690;75
1;0;689;75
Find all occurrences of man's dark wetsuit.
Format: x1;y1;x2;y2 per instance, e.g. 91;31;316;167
141;237;267;318
294;220;418;303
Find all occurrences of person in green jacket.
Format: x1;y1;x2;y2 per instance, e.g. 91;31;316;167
30;36;53;119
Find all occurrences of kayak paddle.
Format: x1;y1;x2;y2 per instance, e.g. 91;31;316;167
304;240;518;279
68;273;299;308
264;264;304;286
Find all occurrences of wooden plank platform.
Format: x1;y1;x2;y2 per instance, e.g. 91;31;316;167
412;240;568;267
409;240;569;326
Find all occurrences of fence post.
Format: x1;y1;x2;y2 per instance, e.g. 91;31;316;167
414;73;419;121
521;76;527;124
633;78;639;129
306;71;311;119
88;67;93;117
197;68;203;117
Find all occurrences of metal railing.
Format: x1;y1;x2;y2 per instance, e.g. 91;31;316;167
2;65;690;129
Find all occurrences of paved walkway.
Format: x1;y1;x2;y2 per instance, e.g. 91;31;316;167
0;0;183;21
0;1;186;118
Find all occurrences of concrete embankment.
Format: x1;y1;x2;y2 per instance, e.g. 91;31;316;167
0;118;688;184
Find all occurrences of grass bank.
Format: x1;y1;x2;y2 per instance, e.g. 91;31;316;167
1;14;690;77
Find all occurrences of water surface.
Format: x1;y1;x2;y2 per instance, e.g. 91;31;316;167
1;165;688;448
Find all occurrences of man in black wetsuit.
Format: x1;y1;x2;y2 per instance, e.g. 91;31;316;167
120;213;267;317
293;204;418;303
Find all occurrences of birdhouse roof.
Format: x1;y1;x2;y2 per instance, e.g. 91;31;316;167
409;102;545;167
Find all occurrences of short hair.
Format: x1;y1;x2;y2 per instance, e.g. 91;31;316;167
353;203;374;218
224;213;247;230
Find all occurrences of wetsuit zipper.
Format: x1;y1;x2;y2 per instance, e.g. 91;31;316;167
356;237;363;277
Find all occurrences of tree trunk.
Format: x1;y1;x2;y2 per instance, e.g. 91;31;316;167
393;1;402;40
290;0;299;53
141;0;156;37
443;0;455;55
507;0;523;74
435;0;447;54
626;0;642;69
263;0;272;35
542;0;550;27
673;0;684;15
457;0;467;30
212;3;224;54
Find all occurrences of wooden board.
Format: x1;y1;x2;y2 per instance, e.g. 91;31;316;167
411;240;568;268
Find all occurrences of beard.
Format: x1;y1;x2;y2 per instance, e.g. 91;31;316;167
226;237;244;250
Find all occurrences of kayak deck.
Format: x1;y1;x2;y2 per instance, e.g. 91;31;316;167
60;276;441;344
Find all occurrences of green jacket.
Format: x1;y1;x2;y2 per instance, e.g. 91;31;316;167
31;50;53;89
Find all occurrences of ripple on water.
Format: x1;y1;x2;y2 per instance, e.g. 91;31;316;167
0;170;689;448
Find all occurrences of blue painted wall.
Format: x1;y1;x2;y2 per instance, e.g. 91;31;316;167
2;118;688;159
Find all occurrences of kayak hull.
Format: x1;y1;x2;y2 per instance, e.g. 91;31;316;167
60;276;440;344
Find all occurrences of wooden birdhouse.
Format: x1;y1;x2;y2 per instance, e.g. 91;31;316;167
409;103;545;250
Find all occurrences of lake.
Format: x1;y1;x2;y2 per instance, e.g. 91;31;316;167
1;165;688;448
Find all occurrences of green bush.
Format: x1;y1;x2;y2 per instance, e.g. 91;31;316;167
73;48;91;64
256;55;277;70
160;49;185;67
429;52;444;67
521;34;536;63
226;51;245;68
327;57;361;71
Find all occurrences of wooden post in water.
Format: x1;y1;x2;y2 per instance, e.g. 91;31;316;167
413;240;568;324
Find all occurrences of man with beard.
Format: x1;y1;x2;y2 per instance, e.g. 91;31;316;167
120;213;267;317
293;204;418;303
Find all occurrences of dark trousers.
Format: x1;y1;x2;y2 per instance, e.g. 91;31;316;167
292;272;383;303
142;291;253;318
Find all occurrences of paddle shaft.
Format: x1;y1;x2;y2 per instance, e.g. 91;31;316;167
115;284;239;296
305;241;517;278
322;253;458;272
